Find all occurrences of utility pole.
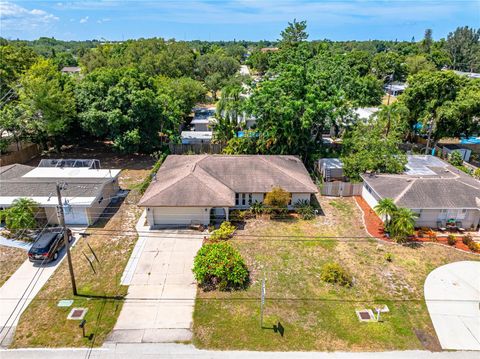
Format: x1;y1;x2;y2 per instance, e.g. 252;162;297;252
56;182;77;296
425;117;434;155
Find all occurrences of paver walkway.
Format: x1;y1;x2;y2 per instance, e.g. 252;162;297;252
424;261;480;351
108;215;204;343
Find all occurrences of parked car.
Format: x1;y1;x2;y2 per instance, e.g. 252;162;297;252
28;228;73;263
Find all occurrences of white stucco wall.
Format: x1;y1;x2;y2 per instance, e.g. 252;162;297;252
148;207;211;226
361;184;379;211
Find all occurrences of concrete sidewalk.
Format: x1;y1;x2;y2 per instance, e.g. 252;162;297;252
1;343;479;359
108;216;203;344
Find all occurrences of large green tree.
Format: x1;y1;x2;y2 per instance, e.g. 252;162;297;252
76;67;180;153
446;26;480;71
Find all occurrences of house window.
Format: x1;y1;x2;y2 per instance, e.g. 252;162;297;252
242;193;246;206
248;193;252;205
457;209;467;220
235;193;239;206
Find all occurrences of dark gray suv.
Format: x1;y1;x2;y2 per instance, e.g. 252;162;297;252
28;228;73;263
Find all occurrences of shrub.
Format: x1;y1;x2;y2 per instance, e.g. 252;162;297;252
294;200;315;220
474;168;480;179
384;253;393;262
210;221;236;241
467;241;479;253
264;187;290;215
250;201;265;215
138;152;167;194
462;235;473;246
447;235;456;246
448;151;463;167
320;262;352;287
192;242;249;290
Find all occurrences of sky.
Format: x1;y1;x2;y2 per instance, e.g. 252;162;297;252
0;0;479;42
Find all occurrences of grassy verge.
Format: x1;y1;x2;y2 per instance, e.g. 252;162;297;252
0;247;26;287
193;197;478;351
11;168;148;348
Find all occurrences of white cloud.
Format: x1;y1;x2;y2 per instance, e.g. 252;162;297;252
96;17;111;24
79;16;89;23
0;1;59;32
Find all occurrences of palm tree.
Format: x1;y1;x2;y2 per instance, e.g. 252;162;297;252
2;197;39;232
389;207;417;242
374;198;397;228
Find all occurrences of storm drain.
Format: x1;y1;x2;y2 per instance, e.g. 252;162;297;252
67;308;88;320
356;309;375;322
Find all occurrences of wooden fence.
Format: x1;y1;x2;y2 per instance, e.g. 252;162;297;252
0;143;41;166
168;143;226;154
320;181;363;197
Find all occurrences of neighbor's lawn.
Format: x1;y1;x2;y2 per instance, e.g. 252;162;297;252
11;167;149;348
193;196;479;351
0;246;27;287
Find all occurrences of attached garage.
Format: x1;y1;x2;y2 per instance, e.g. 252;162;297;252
148;207;211;226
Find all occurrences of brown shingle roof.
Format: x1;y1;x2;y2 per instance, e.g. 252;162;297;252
361;155;480;209
138;155;317;207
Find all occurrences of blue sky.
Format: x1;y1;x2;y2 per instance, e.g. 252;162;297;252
1;1;479;41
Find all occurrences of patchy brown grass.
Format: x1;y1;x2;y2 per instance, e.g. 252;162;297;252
11;166;149;348
0;247;26;287
193;197;478;351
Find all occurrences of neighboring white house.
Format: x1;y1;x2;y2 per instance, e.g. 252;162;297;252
0;160;121;226
138;155;318;227
385;82;407;96
354;107;379;121
190;106;216;132
360;155;480;230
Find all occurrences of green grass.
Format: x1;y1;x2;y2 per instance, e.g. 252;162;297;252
193;197;479;351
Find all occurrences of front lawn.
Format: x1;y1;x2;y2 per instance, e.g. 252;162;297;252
193;196;479;351
11;164;151;348
0;246;26;287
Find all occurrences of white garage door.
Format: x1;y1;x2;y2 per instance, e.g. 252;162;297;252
63;207;88;225
153;207;210;226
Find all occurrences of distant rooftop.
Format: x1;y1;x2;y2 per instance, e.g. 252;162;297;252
61;66;81;73
354;107;379;120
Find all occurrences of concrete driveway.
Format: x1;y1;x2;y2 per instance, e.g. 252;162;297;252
0;232;82;347
108;226;203;343
424;261;480;351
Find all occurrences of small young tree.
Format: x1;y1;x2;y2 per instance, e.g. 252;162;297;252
389;207;417;242
1;198;39;232
374;198;398;227
264;187;291;215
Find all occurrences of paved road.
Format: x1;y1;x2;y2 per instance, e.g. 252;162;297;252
1;343;479;359
108;226;203;343
424;261;480;351
0;235;81;347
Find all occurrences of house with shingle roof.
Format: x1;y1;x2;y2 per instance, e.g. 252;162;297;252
138;155;317;227
360;155;480;230
0;161;121;225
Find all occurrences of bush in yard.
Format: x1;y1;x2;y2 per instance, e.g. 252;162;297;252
250;201;265;215
0;198;39;233
467;241;479;253
447;235;456;246
193;241;249;290
384;252;393;262
462;235;473;246
210;221;236;241
320;262;352;287
294;200;315;220
264;186;290;215
448;151;463;167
